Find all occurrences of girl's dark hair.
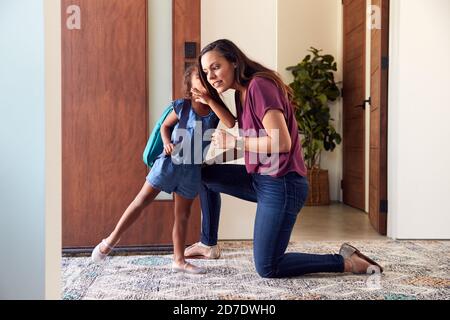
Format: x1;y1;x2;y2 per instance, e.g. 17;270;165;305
182;62;230;112
182;64;198;99
198;39;293;103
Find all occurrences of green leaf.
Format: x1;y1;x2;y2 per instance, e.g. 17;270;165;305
317;94;327;105
323;55;334;63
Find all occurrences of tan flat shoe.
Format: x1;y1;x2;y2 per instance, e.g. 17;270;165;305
339;243;384;274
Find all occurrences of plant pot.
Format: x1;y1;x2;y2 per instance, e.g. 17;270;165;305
305;168;330;206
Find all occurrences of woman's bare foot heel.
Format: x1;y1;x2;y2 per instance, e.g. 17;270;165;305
184;242;220;259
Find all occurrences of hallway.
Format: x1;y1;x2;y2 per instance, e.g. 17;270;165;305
291;203;386;241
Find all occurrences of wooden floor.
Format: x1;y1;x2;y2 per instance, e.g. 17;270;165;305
290;203;386;241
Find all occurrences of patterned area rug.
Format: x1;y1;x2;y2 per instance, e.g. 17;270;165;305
62;240;450;300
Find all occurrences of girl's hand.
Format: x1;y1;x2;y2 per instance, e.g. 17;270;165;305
164;143;175;155
212;129;237;149
191;88;212;105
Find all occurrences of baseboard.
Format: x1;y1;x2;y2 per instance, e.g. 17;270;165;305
62;244;174;256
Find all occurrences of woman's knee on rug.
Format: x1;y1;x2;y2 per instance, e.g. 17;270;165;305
255;264;279;278
254;255;280;278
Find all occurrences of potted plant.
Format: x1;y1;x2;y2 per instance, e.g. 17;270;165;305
286;47;341;206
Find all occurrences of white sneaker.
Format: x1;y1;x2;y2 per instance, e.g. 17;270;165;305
91;239;114;263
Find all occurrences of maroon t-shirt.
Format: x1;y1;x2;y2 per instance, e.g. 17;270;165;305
235;77;307;178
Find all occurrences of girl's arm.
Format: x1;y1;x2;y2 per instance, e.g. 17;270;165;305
160;110;179;154
212;109;292;154
191;88;236;128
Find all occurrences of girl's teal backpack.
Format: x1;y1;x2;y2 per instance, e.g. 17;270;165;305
142;99;188;167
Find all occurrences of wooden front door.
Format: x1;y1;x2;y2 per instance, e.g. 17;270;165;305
62;0;175;248
342;0;367;211
369;0;389;235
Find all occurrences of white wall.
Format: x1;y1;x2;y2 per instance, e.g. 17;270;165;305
0;0;46;299
388;0;450;239
277;0;342;81
148;0;172;128
278;0;344;202
201;0;277;239
148;0;173;200
201;0;277;70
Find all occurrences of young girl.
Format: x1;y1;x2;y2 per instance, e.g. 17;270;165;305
91;65;235;274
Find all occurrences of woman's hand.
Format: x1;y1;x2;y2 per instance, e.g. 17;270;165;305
191;88;212;105
164;143;175;155
212;129;237;149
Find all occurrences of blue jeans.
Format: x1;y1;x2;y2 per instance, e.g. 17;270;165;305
200;165;345;278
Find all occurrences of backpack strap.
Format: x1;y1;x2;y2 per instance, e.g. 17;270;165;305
178;98;191;129
173;99;190;124
172;99;191;144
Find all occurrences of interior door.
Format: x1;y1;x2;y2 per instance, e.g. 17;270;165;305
369;0;389;235
342;0;366;211
62;0;175;248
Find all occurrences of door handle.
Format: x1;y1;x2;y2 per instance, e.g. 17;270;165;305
355;97;371;110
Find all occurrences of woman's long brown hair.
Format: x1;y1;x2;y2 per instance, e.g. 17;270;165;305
198;39;293;105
